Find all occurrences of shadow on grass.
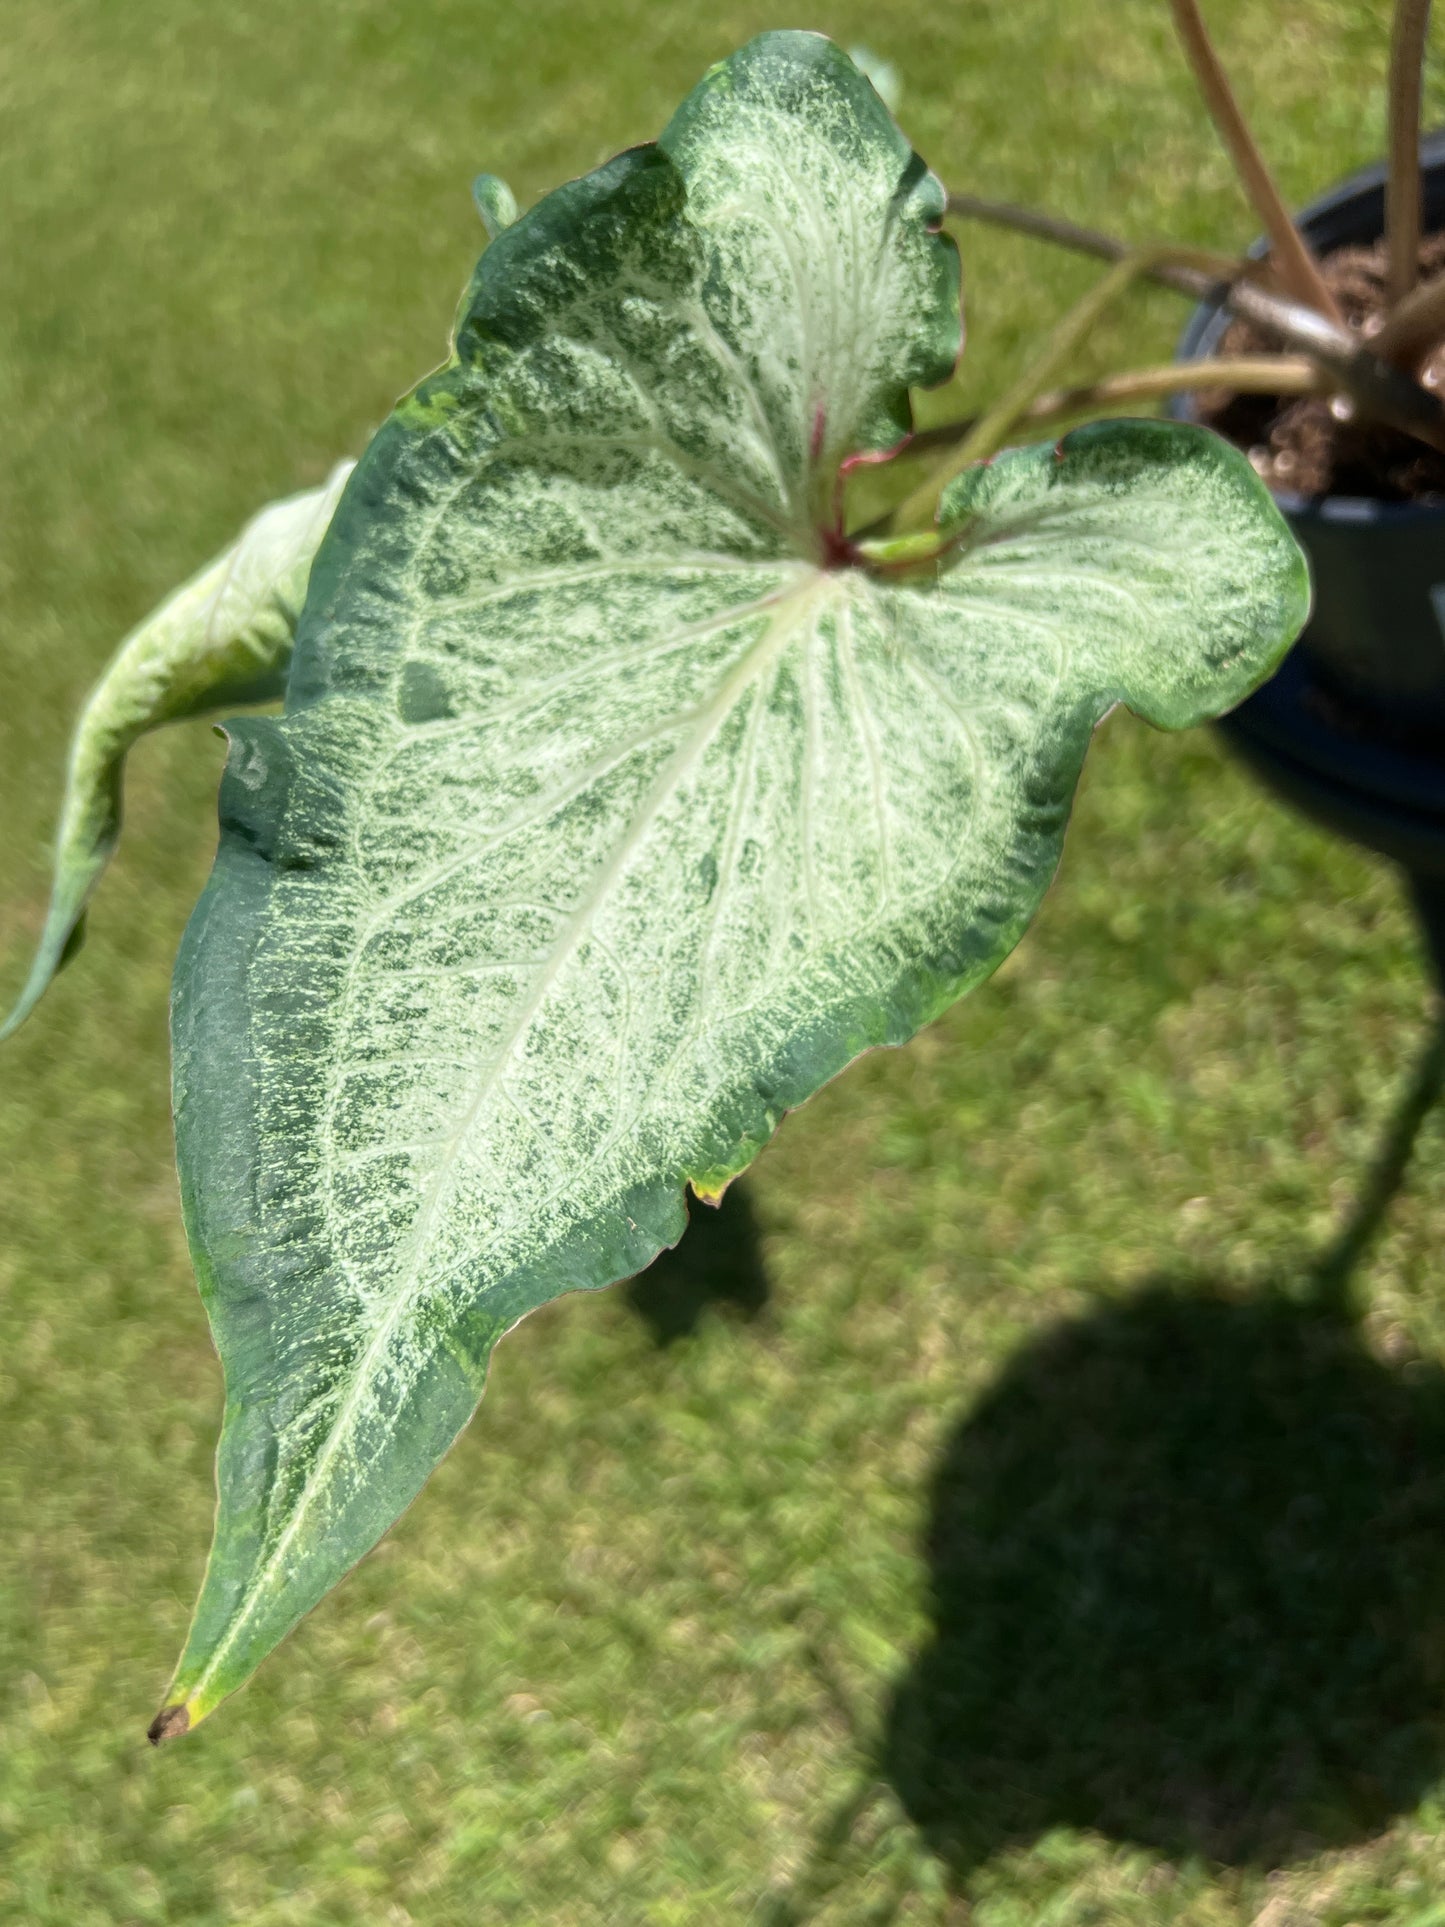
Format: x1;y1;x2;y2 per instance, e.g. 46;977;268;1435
626;1182;769;1346
884;1285;1445;1870
881;1014;1445;1875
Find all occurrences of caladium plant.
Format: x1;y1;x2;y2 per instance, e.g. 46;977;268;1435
2;31;1308;1741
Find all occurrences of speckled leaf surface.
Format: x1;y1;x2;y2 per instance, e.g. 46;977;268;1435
157;33;1307;1735
1;463;352;1040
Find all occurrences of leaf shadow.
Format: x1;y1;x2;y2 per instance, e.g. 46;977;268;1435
880;1014;1445;1876
625;1181;769;1347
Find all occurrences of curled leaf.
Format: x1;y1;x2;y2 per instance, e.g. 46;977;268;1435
1;463;353;1040
471;173;519;240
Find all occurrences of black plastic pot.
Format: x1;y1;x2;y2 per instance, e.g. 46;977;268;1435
1172;140;1445;983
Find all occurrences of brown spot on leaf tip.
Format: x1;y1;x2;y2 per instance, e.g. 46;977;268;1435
689;1177;731;1208
147;1703;191;1745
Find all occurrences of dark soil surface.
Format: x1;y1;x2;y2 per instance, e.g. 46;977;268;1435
1195;231;1445;501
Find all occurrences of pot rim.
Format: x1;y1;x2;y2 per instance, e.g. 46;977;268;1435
1174;129;1445;525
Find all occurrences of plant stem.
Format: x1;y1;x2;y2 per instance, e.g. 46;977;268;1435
1374;263;1445;365
1169;0;1346;323
906;356;1324;453
1387;0;1433;306
946;194;1445;452
943;194;1254;292
851;354;1320;543
892;252;1266;529
858;355;1323;545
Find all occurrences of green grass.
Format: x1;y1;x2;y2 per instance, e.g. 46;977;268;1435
3;1;1445;1920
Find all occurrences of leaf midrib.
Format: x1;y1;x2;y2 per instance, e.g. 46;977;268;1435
183;560;849;1703
355;569;811;929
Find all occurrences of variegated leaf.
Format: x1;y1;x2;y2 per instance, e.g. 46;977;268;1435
1;463;352;1040
152;32;1306;1737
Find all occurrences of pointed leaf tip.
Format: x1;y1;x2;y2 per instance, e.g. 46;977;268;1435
147;1703;191;1745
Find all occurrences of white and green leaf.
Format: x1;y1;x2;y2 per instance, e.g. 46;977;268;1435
1;463;352;1040
471;172;519;240
151;32;1306;1738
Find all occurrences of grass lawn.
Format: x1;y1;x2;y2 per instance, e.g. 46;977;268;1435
5;1;1445;1920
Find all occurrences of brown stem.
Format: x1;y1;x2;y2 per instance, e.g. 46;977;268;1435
907;357;1324;452
1375;263;1445;365
893;246;1324;530
1387;0;1433;305
1169;0;1346;323
944;193;1235;296
945;194;1445;451
893;249;1198;527
851;358;1324;543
